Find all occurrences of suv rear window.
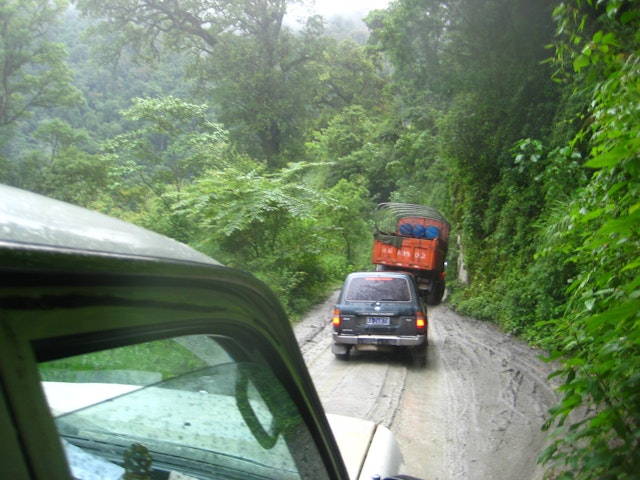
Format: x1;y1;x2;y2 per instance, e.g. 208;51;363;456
345;277;411;302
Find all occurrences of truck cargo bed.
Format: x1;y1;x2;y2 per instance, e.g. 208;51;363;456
371;203;450;304
372;236;446;271
372;202;450;273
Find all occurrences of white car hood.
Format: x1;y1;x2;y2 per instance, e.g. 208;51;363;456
327;413;407;480
43;382;407;480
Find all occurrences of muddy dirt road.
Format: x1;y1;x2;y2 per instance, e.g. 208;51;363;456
294;292;560;480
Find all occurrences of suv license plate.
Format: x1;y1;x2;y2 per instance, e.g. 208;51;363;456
367;316;390;326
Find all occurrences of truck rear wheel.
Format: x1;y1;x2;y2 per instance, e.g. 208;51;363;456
427;280;446;305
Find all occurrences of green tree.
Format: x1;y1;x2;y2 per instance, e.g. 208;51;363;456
316;178;373;269
105;97;227;200
73;0;325;167
181;160;332;314
33;118;91;167
42;149;111;207
306;104;397;199
388;127;451;213
101;97;228;240
28;119;105;206
190;14;325;165
366;0;452;113
311;39;387;123
0;0;81;128
2;117;102;203
183;161;319;260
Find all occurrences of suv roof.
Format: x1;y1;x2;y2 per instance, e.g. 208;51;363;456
342;271;417;282
340;272;417;303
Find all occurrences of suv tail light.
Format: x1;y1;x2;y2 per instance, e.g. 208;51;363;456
416;311;426;333
332;309;341;329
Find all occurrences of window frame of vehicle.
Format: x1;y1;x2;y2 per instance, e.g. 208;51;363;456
0;248;349;480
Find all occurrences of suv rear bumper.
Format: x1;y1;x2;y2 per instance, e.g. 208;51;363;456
332;333;426;347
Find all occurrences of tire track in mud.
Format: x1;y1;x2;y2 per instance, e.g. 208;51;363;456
422;306;559;480
294;289;407;427
300;334;407;427
294;295;560;480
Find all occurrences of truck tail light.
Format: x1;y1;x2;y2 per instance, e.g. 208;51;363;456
416;311;426;333
332;309;341;328
439;271;446;280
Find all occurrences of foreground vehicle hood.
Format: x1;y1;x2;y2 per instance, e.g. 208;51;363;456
327;413;407;480
43;381;406;480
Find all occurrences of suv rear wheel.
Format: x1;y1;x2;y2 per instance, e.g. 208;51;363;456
411;342;427;367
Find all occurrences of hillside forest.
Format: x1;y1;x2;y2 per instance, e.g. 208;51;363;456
1;0;639;477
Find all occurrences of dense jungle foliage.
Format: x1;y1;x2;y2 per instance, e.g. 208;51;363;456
1;0;638;477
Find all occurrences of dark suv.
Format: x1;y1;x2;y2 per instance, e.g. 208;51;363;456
331;272;427;364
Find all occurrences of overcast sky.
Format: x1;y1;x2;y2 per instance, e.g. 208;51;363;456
312;0;390;17
285;0;390;28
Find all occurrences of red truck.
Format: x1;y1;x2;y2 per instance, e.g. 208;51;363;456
372;202;450;305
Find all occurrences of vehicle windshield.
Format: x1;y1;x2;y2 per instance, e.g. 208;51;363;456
345;277;412;302
39;335;328;480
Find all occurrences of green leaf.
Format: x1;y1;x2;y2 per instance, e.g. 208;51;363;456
622;257;640;273
585;302;637;333
573;53;591;72
584;146;631;169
